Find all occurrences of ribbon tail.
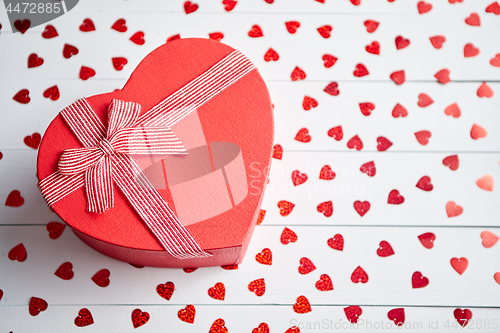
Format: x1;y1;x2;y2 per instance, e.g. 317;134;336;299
85;157;114;213
111;153;212;259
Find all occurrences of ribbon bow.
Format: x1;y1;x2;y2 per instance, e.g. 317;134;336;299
58;99;187;214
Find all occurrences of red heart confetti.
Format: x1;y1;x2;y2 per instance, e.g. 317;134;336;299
291;66;306;81
167;34;181;42
209;32;224;41
434;69;450;84
223;0;237;11
298;257;316;275
256;209;266;225
285;21;300;34
476;174;494;191
364;20;379;33
444;103;461;118
350;0;361;5
450;257;468;275
184;1;199;14
322;54;337;68
416;176;433;191
0;289;3;301
8;243;27;261
208;282;225;300
446;201;463;217
344;306;362;323
42;25;58;38
317;201;333;217
272;144;283;160
111;19;127;32
132;308;150;328
347;135;363;150
112;57;128;71
27;53;44;68
264;48;279;62
317;25;332;38
443;155;459;170
454;308;473;327
315;274;333;291
392;103;408;118
63;44;79;59
360;161;376;177
465;13;481;26
130;31;145;45
29;297;48;316
354;200;370;217
395;36;410;49
359;102;375;116
79;18;95;32
255;248;272;265
24;132;41;149
486;2;500;15
477;82;494;97
319;165;336;180
13;89;31;104
281;227;298;245
490;54;500;67
328;126;343;140
377;136;393;151
353;63;369;77
248;278;266;296
302;96;318;111
157;282;175;300
209;318;228;333
74;308;94;327
351;266;369;283
278;200;295;216
430;35;446;49
377;241;395;257
415;130;432;145
388;308;405;326
417;93;433;107
252;323;269;333
327;233;344;251
293;296;312;313
412;271;429;288
417;1;432;14
55;262;74;280
91;269;110;287
464;43;480;57
365;41;380;55
178;304;195;323
43;85;60;101
295;128;311;142
390;70;405;85
470;124;487;139
248;25;263;38
79;66;96;80
388;190;404;204
14;19;30;33
324;82;339;95
46;221;65;239
418;233;436;249
480;231;499;248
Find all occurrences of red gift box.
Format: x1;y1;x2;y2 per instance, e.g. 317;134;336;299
36;38;274;268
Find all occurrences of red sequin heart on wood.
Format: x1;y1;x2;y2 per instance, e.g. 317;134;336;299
430;35;446;49
454;308;473;327
8;243;27;261
293;296;312;313
13;89;30;104
317;25;332;38
46;221;65;239
248;278;266;296
417;1;432;14
412;271;429;288
79;18;95;32
295;128;311;142
491;54;500;67
328;126;343;140
264;48;279;62
390;70;405;85
464;43;480;57
388;190;404;204
43;85;60;101
360;161;376;177
281;227;298;244
74;308;94;327
344;306;362;323
91;269;110;287
157;281;175;300
27;53;44;68
444;103;460;118
377;241;395;257
132;309;150;328
481;231;499;248
434;69;450;84
442;155;459;170
415;131;431;145
418;232;436;249
302;96;318;110
315;274;333;291
272;144;283;160
248;25;263;38
298;257;316;275
319;165;335;180
24;132;41;149
184;1;199;14
111;19;127;32
365;41;380;55
347;135;363;150
353;63;369;77
63;44;79;59
387;308;405;326
477;82;494;98
54;262;74;280
359;102;375;116
446;201;463;217
42;25;58;38
130;31;145;45
322;54;337;68
486;2;500;15
29;297;48;316
79;66;96;80
327;234;344;251
209;318;228;333
14;19;30;33
291;66;306;81
465;13;481;26
317;201;333;217
395;36;410;49
416;176;433;191
450;257;468;275
209;32;224;41
364;20;379;33
417;93;433;107
471;124;488;139
351;266;368;283
255;248;272;265
112;57;128;71
5;191;25;208
252;323;269;333
377;136;392;151
392;103;408;118
324;82;339;96
208;282;225;300
256;209;266;225
285;21;300;34
178;304;196;323
223;0;237;11
278;201;295;216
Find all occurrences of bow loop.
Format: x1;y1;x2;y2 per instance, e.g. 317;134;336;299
58;146;104;176
106;99;141;138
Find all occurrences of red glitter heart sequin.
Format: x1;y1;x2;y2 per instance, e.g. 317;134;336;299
388;308;405;326
285;21;300;34
79;66;96;80
377;136;392;151
446;201;463;217
416;176;433;191
209;318;228;333
327;233;344;251
317;201;333;217
477;82;494;98
353;201;370;216
248;278;266;296
8;243;27;261
295;128;311;142
257;209;266;225
344;305;362;323
298;257;316;275
327;126;343;140
29;297;48;316
209;32;224;41
465;13;481;26
322;54;337;68
395;36;410;49
388;190;405;205
79;18;96;32
252;323;270;333
464;43;480;57
434;69;450;84
418;232;436;249
63;44;79;59
454;308;473;327
417;1;432;14
46;221;65;239
264;48;279;62
272;144;283;160
351;266;369;283
278;201;295;216
317;25;332;38
319;165;336;180
208;282;225;300
178;304;196;323
486;2;500;15
392;103;408;118
13;89;31;104
293;296;312;313
54;262;74;280
315;274;333;291
24;132;41;149
360;161;376;177
248;25;263;38
377;241;395;257
42;25;58;38
442;155;459;170
112;57;128;71
14;19;30;33
364;20;379;33
291;66;306;81
130;31;145;45
111;19;127;32
223;0;237;11
255;248;272;265
27;53;44;68
5;191;25;208
353;63;369;77
365;41;380;55
415;130;432;145
390;70;405;85
157;281;175;300
184;1;199;14
43;85;60;101
74;308;94;327
430;35;446;49
131;308;150;328
359;102;375;116
91;269;110;287
281;227;298;244
302;96;318;110
412;271;429;288
324;82;339;96
347;135;363;150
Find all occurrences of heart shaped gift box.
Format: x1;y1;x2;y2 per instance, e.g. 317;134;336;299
37;38;274;268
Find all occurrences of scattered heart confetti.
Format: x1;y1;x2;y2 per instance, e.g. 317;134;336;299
79;66;96;80
302;96;318;110
477;82;494;97
295;128;311;142
344;305;362;323
55;262;74;280
24;132;41;149
360;161;376;177
317;201;333;217
0;289;3;301
317;25;332;38
223;0;237;11
209;32;224;41
157;282;175;300
248;278;266;296
450;257;468;275
131;309;150;328
327;234;344;251
315;274;333;291
324;82;339;95
319;165;336;180
177;304;195;323
111;19;127;32
327;126;343;140
415;131;432;145
434;69;450;84
272;144;283;160
490;54;500;67
8;243;27;261
27;53;44;68
91;269;110;287
353;63;369;77
359;102;375;116
46;221;65;239
62;44;80;60
390;70;405;85
395;36;410;50
209;318;228;333
444;103;461;118
252;323;269;333
79;18;95;32
42;25;58;38
364;20;379;33
5;190;25;207
418;233;436;249
377;136;393;151
298;257;316;275
112;57;128;71
377;241;395;257
454;308;472;327
446;201;463;217
465;13;481;26
167;34;181;43
322;54;337;68
29;297;48;316
494;273;500;285
388;190;404;204
480;231;499;248
264;48;279;62
248;25;263;38
417;93;434;107
285;21;300;34
293;295;312;313
74;308;94;327
208;282;225;300
430;35;446;49
464;43;480;57
130;31;145;45
412;271;429;288
13;89;30;104
43;85;60;101
354;200;370;216
347;135;363;150
184;1;199;14
417;1;433;14
470;124;487;139
486;2;500;15
351;266;369;283
221;264;238;270
291;66;306;81
14;19;30;34
365;41;380;55
280;227;298;244
392;103;408;118
292;170;308;186
255;248;272;265
278;200;295;216
443;155;459;170
387;308;405;326
476;174;494;191
416;176;433;191
257;209;266;225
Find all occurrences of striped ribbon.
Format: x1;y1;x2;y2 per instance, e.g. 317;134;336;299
38;50;256;259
